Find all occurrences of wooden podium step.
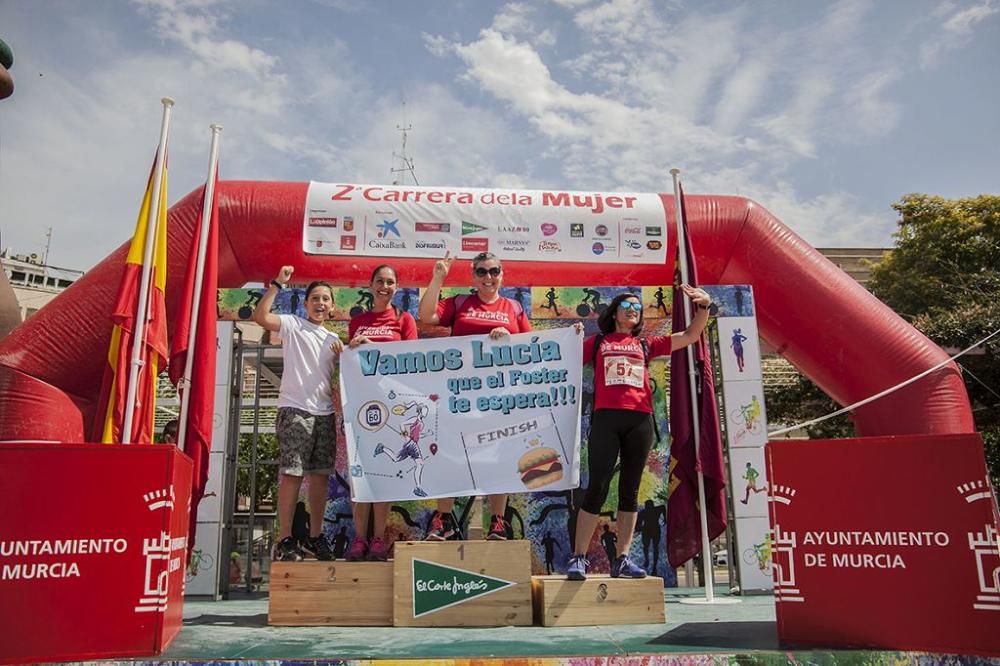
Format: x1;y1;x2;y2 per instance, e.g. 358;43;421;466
268;560;393;626
531;574;666;626
393;540;533;627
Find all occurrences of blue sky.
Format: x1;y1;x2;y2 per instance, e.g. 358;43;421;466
0;0;997;271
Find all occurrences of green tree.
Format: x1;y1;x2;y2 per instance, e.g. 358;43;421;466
868;194;1000;484
766;193;1000;484
235;433;279;513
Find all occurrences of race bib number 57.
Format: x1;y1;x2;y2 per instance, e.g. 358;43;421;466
603;355;644;388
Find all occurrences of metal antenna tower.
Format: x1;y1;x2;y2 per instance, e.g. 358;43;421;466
390;101;419;186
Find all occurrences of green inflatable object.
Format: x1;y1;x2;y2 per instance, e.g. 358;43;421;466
0;38;13;70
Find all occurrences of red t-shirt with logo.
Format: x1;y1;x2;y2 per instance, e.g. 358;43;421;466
583;332;672;413
349;308;418;342
436;294;531;336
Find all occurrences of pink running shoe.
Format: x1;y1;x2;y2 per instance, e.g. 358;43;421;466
345;536;367;561
368;537;389;561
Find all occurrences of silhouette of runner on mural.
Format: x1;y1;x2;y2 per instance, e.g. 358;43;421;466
635;500;666;575
734;286;746;315
730;328;748;372
600;524;618;565
350;289;375;317
541;531;560;574
237;289;262;319
399;288;414;313
512;287;529;310
577;288;607;317
289;290;300;316
540;287;563;316
741;462;767;504
652;286;668;317
292;501;310;547
332;526;349;559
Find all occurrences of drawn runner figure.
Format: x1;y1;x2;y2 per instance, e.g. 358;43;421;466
740;461;767;504
374;401;430;497
540;287;562;316
652;286;668;317
744;395;761;430
730;328;748;372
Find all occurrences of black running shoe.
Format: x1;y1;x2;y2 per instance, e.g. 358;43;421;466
274;536;305;562
424;511;456;541
303;533;334;561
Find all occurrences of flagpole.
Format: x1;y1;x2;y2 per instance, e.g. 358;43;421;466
122;97;174;443
671;168;735;605
176;123;223;452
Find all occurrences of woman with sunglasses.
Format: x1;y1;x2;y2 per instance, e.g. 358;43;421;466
344;264;418;562
567;286;711;580
417;251;531;542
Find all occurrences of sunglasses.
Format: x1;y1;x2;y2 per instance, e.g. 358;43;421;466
474;267;502;278
618;301;643;312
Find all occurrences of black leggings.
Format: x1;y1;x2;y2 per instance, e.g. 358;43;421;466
581;409;654;514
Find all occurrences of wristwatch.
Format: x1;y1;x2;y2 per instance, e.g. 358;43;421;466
270;280;284;290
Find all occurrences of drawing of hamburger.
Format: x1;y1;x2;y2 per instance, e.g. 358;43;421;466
518;447;563;489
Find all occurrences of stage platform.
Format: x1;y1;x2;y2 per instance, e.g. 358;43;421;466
131;587;998;665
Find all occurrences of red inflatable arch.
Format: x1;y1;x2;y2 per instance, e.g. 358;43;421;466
0;181;974;442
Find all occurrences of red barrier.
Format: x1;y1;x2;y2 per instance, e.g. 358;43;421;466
0;444;191;663
767;434;1000;655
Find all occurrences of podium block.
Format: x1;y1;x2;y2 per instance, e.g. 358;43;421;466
393;541;533;627
268;561;393;626
0;443;192;664
531;574;666;626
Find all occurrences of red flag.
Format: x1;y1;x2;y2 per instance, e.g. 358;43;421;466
666;185;727;568
169;173;219;552
93;155;169;443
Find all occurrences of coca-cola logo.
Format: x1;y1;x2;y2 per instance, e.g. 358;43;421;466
538;241;562;253
541;223;558;236
623;226;641;234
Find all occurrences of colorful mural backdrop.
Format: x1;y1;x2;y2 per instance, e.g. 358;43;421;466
219;283;698;585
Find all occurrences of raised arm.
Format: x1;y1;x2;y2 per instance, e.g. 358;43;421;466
669;284;712;351
253;265;293;333
417;251;453;325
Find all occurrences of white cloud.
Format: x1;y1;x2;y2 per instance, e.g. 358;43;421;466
920;0;999;67
843;69;901;136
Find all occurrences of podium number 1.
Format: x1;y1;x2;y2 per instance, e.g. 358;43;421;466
458;544;465;560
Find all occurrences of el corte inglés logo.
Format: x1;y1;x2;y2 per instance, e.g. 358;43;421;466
411;557;515;617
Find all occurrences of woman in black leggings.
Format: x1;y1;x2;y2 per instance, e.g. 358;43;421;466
568;287;711;579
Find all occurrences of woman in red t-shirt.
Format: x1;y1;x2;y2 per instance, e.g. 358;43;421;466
345;264;418;562
567;287;711;581
417;251;531;542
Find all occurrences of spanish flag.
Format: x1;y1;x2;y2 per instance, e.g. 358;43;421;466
92;154;169;444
